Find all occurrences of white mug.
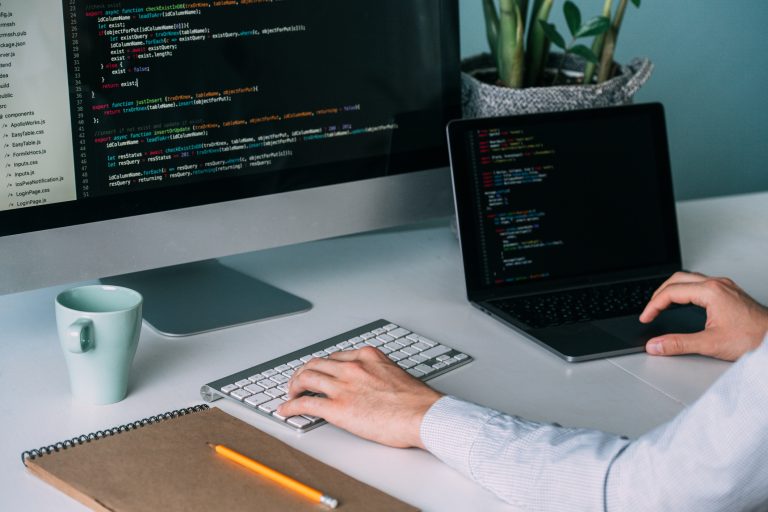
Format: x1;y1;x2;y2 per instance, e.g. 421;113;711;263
55;285;143;404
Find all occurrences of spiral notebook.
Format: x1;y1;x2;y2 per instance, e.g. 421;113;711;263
21;405;417;512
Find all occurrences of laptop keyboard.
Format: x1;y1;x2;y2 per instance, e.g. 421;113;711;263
200;319;472;432
491;277;666;329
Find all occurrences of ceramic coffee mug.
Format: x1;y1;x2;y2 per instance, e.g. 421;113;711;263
55;285;143;405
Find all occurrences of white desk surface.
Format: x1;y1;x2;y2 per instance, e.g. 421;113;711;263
2;191;766;511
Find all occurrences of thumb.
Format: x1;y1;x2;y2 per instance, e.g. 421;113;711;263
645;330;721;358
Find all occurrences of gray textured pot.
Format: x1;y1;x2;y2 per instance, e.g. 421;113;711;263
461;53;653;118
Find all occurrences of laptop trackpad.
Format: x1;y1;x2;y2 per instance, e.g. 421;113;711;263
594;305;707;346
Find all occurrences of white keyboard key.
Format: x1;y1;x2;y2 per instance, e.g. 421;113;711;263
421;344;451;359
406;333;420;342
384;341;401;351
244;383;263;394
395;337;414;347
287;416;312;429
245;393;271;407
277;384;289;393
436;354;451;362
353;342;367;349
433;361;448;370
221;384;238;394
273;409;289;421
266;387;285;398
302;415;323;424
455;352;469;361
401;346;419;356
257;378;277;389
325;346;340;354
347;336;363;345
389;350;408;361
283;369;295;378
230;388;252;400
377;333;394;343
414;364;434;375
388;327;410;338
258;398;285;414
410;354;428;364
270;374;290;384
360;332;375;340
312;350;328;358
247;374;263;383
288;359;303;368
407;368;424;377
379;345;393;355
411;341;430;352
383;323;398;331
275;364;290;373
366;337;384;347
418;336;439;347
235;379;251;388
336;340;352;349
261;369;278;378
397;359;417;369
372;328;386;335
300;355;314;363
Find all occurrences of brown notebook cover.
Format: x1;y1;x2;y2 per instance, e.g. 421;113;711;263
22;405;417;511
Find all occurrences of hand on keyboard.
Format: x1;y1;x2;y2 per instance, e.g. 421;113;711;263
201;320;472;433
278;346;442;449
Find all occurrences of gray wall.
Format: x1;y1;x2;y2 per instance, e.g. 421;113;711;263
459;2;768;200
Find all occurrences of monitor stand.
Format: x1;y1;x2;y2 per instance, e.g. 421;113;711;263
101;259;312;336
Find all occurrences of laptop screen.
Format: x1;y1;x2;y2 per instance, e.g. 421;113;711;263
448;103;681;297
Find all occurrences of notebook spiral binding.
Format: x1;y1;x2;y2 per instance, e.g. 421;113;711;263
21;404;210;465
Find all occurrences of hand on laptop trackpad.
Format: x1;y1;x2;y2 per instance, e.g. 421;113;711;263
594;305;707;347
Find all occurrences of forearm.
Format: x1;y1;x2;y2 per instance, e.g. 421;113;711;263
421;339;768;511
607;338;768;511
420;396;629;510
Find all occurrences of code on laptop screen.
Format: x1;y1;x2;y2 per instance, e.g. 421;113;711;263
453;105;678;290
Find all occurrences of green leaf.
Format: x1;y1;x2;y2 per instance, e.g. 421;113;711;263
631;0;641;6
563;1;581;38
570;44;599;64
539;20;566;49
575;15;611;38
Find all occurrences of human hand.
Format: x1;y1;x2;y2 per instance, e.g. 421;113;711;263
640;272;768;361
277;347;442;448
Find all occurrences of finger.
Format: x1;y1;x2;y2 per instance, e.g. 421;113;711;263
288;356;336;387
300;356;349;375
645;329;722;358
640;282;712;323
650;271;708;301
286;368;338;398
278;394;335;419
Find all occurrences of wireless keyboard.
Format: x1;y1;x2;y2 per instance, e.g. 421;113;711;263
200;319;473;432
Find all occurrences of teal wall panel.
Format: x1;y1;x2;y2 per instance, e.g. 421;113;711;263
459;2;768;200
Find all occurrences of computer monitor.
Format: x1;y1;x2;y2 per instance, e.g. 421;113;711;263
0;0;460;335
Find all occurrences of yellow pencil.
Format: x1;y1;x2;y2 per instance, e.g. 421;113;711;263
207;442;338;509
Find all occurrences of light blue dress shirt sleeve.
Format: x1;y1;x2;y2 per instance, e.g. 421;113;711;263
420;339;768;511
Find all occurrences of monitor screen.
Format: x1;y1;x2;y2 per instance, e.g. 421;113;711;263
1;0;459;234
1;0;460;333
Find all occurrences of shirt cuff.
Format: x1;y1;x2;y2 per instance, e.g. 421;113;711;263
420;395;498;479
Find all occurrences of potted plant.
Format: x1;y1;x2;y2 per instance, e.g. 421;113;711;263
463;0;652;118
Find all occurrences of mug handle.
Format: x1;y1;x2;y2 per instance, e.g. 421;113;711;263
66;318;94;353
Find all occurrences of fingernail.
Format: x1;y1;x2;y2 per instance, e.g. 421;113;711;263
647;339;663;354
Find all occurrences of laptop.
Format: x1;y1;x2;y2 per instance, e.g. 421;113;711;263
447;103;706;362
